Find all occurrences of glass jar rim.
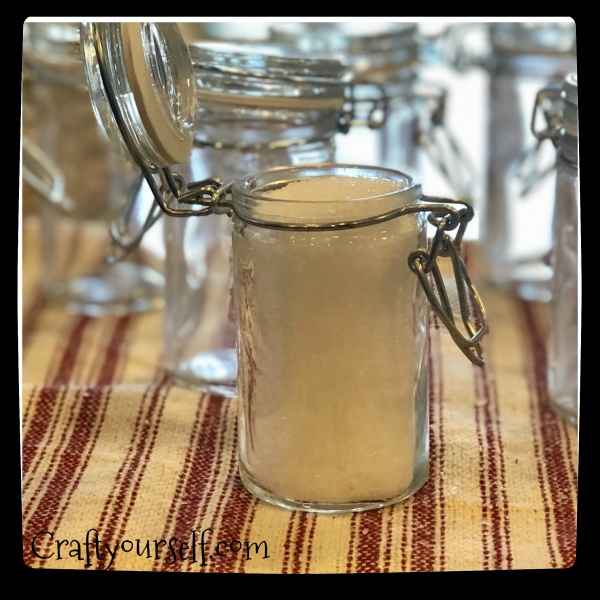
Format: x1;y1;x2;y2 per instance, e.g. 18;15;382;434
231;163;423;229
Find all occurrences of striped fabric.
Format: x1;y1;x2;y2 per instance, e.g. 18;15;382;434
20;216;578;573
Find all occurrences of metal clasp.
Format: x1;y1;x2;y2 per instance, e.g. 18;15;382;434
531;84;564;144
409;196;488;366
343;81;389;131
504;83;565;198
414;85;477;202
107;164;233;262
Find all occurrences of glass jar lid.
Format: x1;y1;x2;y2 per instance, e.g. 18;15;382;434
269;22;419;80
489;22;576;55
188;40;351;106
80;22;196;168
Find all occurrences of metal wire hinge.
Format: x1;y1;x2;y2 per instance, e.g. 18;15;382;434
107;165;233;263
409;196;488;366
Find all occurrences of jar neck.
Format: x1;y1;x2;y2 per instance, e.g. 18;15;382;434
558;133;578;169
193;102;343;150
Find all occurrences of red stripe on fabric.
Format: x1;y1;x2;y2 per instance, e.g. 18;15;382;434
152;395;227;573
281;511;297;575
303;513;318;574
399;502;410;572
21;316;90;479
432;319;446;573
291;512;310;574
354;509;384;573
409;332;438;572
95;375;171;570
346;512;359;573
381;506;394;573
520;300;577;568
474;398;489;569
474;361;513;570
22;317;131;567
561;419;579;491
205;439;258;573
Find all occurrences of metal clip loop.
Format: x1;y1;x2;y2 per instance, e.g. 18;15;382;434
415;87;477;201
107;164;233;262
106;173;164;264
344;81;388;130
409;197;487;366
531;85;563;144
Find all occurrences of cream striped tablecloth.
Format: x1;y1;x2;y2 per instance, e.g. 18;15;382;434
20;215;578;574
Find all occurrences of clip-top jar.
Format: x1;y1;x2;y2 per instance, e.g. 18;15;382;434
81;21;489;513
22;21;165;316
166;41;351;397
450;21;576;299
532;73;579;425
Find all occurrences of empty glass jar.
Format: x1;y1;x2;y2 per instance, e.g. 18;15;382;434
451;21;576;299
82;25;353;396
162;41;351;396
532;72;579;425
23;21;165;316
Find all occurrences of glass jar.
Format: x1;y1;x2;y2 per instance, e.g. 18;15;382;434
162;41;351;396
81;21;488;513
231;165;426;511
453;21;576;299
230;163;486;512
23;21;165;316
533;73;579;425
268;21;475;202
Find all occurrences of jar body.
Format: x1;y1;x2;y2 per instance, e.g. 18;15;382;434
547;154;579;425
232;165;430;513
482;51;576;299
25;23;165;316
164;139;336;396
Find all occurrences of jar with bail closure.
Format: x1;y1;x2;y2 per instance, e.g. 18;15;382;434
531;72;579;426
446;21;576;300
268;21;476;203
105;36;353;397
22;21;165;316
81;21;489;513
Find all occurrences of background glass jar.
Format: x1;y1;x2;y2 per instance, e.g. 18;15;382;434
447;21;576;300
532;73;579;425
115;40;352;397
23;21;165;316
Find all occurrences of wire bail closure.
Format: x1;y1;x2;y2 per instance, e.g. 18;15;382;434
408;196;488;366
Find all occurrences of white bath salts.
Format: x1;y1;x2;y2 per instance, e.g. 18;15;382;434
233;174;428;509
